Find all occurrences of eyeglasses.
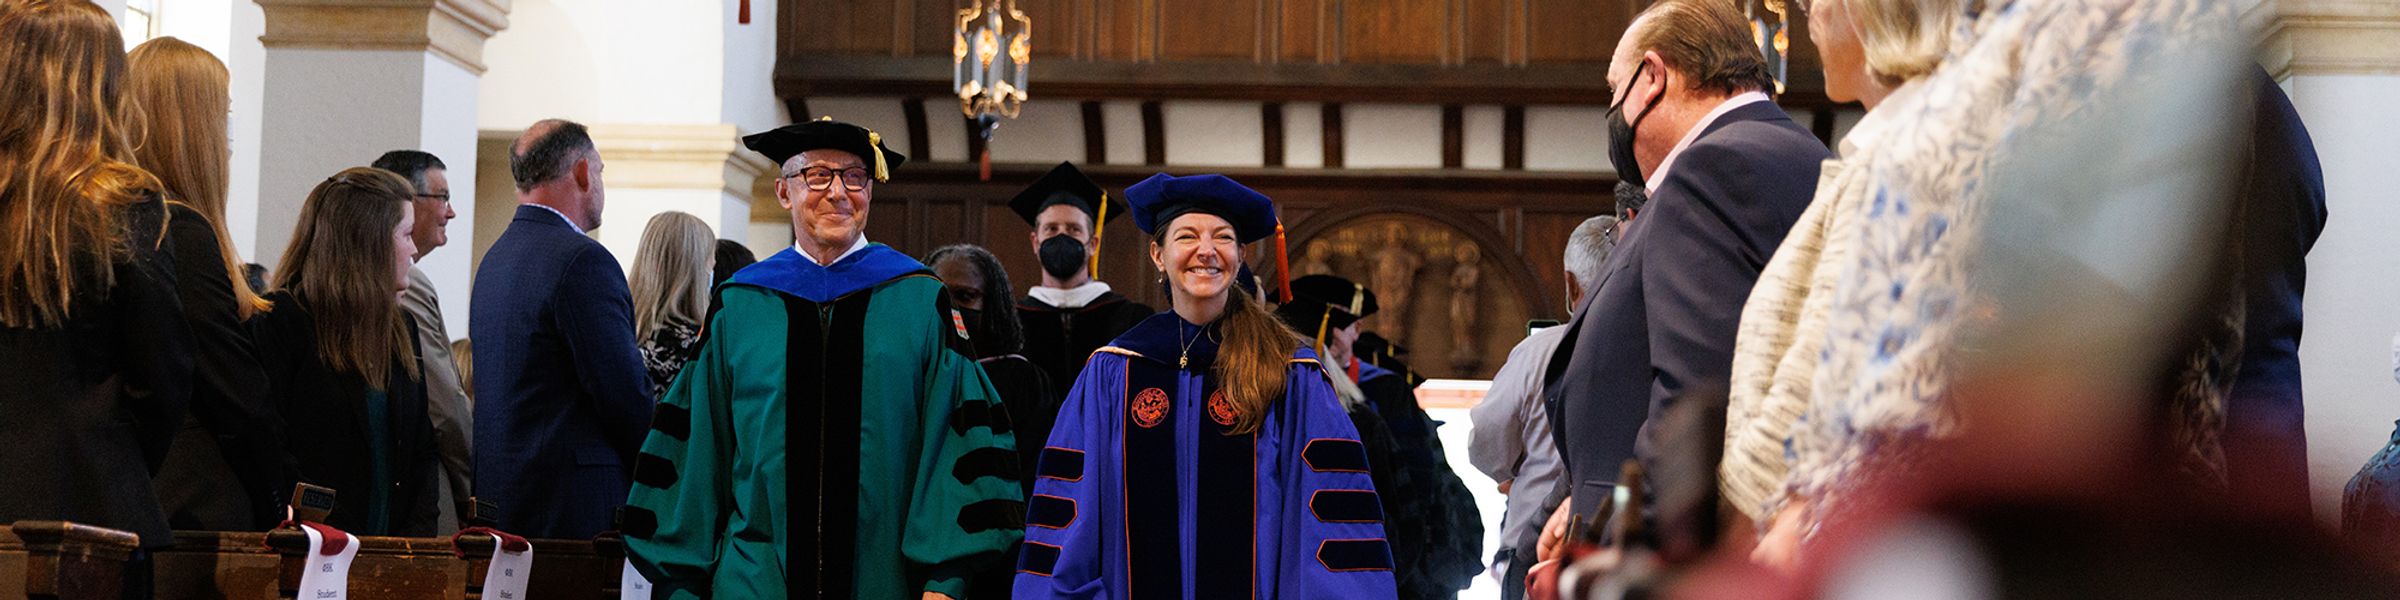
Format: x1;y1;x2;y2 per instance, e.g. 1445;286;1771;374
788;166;872;192
414;193;450;204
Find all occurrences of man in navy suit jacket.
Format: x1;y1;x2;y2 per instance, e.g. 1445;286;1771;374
1543;0;1831;523
2227;69;2327;518
470;119;653;538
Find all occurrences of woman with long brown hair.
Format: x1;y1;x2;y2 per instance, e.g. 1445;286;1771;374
0;0;194;554
1015;174;1397;598
254;167;441;535
127;35;288;532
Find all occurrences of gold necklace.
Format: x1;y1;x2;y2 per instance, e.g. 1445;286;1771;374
1178;322;1205;369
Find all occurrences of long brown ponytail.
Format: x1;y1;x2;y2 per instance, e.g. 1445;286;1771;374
1213;264;1302;435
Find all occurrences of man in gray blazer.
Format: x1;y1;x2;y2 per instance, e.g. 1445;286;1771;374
374;149;473;534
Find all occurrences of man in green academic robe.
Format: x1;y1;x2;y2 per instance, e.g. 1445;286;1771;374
622;118;1023;599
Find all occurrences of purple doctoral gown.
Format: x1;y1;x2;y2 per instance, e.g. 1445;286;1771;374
1015;312;1399;599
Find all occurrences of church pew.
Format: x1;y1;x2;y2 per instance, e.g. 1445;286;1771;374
455;532;626;600
0;521;141;600
151;531;465;599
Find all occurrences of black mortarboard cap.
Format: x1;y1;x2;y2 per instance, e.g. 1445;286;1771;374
741;117;907;181
1009;162;1121;226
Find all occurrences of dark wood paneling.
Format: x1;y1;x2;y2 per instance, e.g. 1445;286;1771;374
1019;0;1085;59
1320;103;1343;168
1339;0;1447;64
1462;0;1511;64
1081;100;1107;164
903;96;931;159
1139;101;1165;164
1093;0;1147;61
1279;0;1324;62
863;194;910;248
1440;103;1463;168
786;97;811;122
1520;212;1594;316
786;0;899;53
919;199;969;246
776;0;1844;106
1501;104;1524;169
1159;0;1262;60
778;56;1611;105
1524;0;1625;64
1262;102;1286;167
964;115;987;164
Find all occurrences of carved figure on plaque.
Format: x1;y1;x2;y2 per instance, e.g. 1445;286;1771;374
1369;223;1422;346
1297;239;1337;277
1448;242;1483;373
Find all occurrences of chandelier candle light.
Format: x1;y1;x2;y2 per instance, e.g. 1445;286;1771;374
955;0;1031;181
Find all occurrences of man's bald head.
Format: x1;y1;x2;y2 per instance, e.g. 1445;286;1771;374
510;119;594;193
508;118;607;230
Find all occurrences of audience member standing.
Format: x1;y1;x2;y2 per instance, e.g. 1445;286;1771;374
371;149;473;534
1720;0;1956;543
0;0;194;554
127;36;286;532
1545;0;1830;524
255;167;442;536
629;211;714;398
2224;68;2328;518
471;119;652;538
1011;162;1154;400
1469;215;1613;599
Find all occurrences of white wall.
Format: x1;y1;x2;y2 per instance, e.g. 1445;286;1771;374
988;100;1086;165
719;0;782;134
1344;104;1442;169
2290;73;2400;521
255;48;429;269
1523;106;1608;172
476;0;606;129
1164;101;1265;167
225;0;265;259
418;58;483;341
153;0;230;57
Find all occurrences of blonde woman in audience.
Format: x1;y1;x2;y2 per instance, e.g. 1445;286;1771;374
128;35;288;532
0;0;193;560
629;211;716;398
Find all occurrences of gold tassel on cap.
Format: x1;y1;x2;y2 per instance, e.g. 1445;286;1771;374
1089;191;1108;277
866;131;890;182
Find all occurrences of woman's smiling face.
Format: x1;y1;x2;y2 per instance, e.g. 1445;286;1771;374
1152;212;1242;305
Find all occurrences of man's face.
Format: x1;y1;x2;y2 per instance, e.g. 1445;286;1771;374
407;168;454;257
780;149;873;251
581;154;607;231
1033;203;1093;248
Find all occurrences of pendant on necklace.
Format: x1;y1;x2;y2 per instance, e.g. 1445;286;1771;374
1180;354;1189;369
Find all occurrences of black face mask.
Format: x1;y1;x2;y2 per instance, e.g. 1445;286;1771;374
1038;234;1088;280
1606;61;1663;189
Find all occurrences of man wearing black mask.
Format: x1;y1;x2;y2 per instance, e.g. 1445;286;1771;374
1538;0;1831;541
1011;162;1155;399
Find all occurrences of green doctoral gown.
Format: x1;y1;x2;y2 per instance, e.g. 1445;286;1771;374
623;243;1024;599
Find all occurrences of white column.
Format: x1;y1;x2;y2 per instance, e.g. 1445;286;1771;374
584;124;774;271
475;0;788;267
253;0;508;341
2264;0;2400;523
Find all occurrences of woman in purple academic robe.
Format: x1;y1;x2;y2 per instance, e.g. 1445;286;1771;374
1015;173;1398;599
